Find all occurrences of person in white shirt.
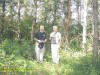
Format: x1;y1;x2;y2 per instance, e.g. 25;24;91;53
50;26;61;64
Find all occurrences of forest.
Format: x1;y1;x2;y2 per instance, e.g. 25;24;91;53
0;0;100;75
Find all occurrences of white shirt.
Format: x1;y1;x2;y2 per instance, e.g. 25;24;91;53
50;32;61;44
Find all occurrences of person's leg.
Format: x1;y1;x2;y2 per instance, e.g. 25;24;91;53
35;43;40;62
40;47;45;62
55;47;59;64
51;44;55;63
51;44;59;64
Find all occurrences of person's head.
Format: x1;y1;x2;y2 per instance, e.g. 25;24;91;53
40;25;44;32
53;25;58;32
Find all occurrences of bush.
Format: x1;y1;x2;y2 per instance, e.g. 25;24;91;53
0;39;100;75
68;38;82;51
0;39;35;58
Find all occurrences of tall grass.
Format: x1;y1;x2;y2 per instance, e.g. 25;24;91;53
0;39;100;75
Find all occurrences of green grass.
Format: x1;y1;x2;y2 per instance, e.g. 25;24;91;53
0;39;100;75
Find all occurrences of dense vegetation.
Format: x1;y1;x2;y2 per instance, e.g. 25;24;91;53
0;0;100;75
0;39;100;75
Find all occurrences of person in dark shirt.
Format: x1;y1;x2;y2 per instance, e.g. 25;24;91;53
34;25;47;63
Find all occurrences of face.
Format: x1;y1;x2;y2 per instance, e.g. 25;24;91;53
40;25;44;32
53;26;58;32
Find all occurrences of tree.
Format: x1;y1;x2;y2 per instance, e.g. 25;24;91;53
76;0;81;24
31;0;37;41
52;0;58;26
63;0;71;42
17;0;21;40
81;0;88;53
0;0;5;40
41;0;48;23
92;0;99;64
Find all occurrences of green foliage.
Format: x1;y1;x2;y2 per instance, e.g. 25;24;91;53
0;39;35;58
0;0;99;74
21;15;33;40
70;23;83;37
0;40;100;75
3;25;16;39
68;38;82;51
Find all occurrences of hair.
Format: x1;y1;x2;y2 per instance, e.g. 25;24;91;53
53;25;58;28
40;25;44;27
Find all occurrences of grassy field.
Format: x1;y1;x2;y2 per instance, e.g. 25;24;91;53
0;39;100;75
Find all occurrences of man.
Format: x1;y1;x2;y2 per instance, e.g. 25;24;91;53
50;26;61;64
34;25;47;63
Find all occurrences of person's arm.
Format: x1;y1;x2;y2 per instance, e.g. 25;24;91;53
49;37;52;40
44;32;47;43
44;39;47;43
49;33;53;40
58;33;61;48
34;37;41;43
34;32;41;43
58;39;61;48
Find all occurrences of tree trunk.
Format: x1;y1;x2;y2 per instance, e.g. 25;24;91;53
43;1;48;23
31;0;37;41
17;0;21;40
92;0;98;64
76;0;81;24
0;0;5;40
53;0;57;26
81;0;88;53
63;0;71;42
